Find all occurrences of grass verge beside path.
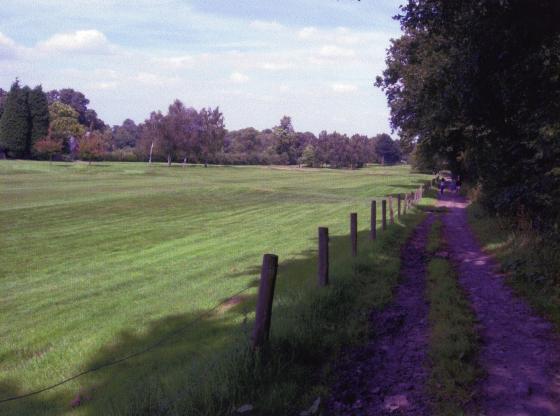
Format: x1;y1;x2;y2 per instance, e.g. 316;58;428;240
81;195;437;416
467;203;560;330
0;161;433;415
426;217;479;416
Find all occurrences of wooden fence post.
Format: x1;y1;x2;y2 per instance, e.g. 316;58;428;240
252;253;279;350
318;227;329;287
350;212;357;257
403;194;407;215
397;194;402;219
382;200;387;230
389;196;394;225
370;200;377;240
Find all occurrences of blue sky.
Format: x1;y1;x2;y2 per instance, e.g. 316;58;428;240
0;0;403;136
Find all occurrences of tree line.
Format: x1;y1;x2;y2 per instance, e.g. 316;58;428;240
0;80;404;168
376;0;560;232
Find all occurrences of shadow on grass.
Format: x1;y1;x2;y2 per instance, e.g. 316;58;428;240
1;202;432;416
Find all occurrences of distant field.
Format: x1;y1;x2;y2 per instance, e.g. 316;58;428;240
0;161;430;414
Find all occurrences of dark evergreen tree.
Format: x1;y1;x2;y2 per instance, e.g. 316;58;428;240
0;88;7;120
28;85;50;150
0;80;31;158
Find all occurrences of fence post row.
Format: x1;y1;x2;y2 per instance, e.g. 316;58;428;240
318;227;329;287
397;194;402;219
350;213;358;257
370;200;377;240
252;253;279;350
389;196;394;225
382;199;387;230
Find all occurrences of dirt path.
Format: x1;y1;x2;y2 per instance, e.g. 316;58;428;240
438;193;560;416
326;215;435;415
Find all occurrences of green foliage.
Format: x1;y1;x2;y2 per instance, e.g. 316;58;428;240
0;81;31;157
28;86;50;146
300;144;316;167
48;101;86;142
377;1;560;233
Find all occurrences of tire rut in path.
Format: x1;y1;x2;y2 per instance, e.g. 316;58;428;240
326;215;434;415
438;195;560;416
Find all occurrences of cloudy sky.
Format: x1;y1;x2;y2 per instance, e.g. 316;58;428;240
0;0;403;136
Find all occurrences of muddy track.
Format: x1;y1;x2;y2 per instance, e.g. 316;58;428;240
326;215;435;415
438;194;560;416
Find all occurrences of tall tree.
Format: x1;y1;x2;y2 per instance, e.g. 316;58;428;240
374;134;401;165
28;85;50;148
376;0;560;228
0;80;31;158
0;88;7;120
199;107;225;167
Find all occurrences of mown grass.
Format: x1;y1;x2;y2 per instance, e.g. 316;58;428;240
425;218;479;416
467;202;560;330
0;160;431;415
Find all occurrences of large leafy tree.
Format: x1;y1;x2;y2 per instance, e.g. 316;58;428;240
112;118;140;149
376;0;560;229
49;102;86;143
199;107;225;167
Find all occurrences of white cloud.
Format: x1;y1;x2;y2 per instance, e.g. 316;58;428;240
319;45;356;59
36;30;114;54
229;71;249;83
0;32;24;60
133;72;178;86
89;81;118;90
153;55;195;70
331;83;358;93
249;20;285;31
257;61;294;71
298;27;318;40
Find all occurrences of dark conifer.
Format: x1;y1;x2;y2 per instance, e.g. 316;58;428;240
0;80;31;158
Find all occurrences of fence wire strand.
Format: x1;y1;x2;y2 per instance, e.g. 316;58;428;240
0;284;255;404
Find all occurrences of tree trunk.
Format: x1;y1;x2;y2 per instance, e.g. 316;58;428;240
148;141;153;165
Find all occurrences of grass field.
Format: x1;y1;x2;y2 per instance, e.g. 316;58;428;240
0;161;431;415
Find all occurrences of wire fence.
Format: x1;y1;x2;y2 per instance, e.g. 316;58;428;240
1;181;433;405
0;283;255;404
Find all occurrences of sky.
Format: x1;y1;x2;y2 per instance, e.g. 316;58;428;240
0;0;403;136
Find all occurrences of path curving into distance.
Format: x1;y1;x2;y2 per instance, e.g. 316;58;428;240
326;215;434;415
438;194;560;416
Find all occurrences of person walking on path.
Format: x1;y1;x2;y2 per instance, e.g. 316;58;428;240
439;178;446;196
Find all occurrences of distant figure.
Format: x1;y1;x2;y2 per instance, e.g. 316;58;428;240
456;176;462;193
439;178;446;196
450;178;457;193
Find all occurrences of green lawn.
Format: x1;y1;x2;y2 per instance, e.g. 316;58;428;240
0;161;430;415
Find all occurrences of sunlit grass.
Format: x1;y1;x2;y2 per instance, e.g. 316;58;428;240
0;160;431;415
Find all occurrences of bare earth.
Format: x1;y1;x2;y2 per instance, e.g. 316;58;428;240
438;194;560;416
326;215;435;415
327;194;560;415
